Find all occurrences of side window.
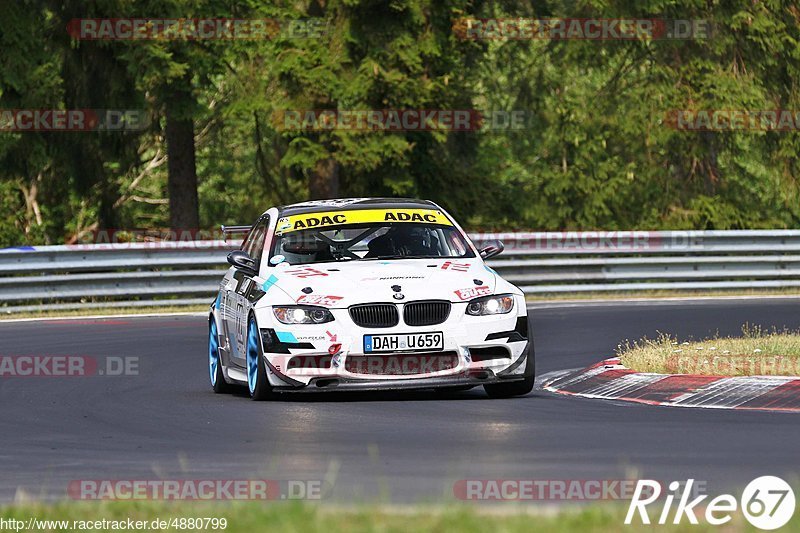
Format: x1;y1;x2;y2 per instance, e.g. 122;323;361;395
241;219;261;256
249;216;269;265
240;222;257;255
240;217;269;270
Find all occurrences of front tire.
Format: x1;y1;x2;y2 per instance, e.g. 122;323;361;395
246;315;274;401
209;317;232;393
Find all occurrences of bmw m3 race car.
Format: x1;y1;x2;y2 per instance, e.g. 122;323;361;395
208;198;534;400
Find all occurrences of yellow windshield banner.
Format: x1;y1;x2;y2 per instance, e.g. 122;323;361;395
276;208;453;234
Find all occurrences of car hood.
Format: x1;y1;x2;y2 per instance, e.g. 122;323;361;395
263;259;497;307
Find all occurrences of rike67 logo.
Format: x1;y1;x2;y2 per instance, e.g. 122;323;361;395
626;477;796;530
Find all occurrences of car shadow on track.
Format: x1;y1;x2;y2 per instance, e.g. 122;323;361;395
227;386;545;403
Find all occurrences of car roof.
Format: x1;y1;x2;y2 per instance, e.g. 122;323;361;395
277;197;438;217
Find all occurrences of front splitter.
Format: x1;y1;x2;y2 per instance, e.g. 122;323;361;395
272;371;525;393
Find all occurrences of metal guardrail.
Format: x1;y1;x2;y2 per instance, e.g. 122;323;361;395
1;230;800;312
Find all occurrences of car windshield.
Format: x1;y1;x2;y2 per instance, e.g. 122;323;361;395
269;222;475;266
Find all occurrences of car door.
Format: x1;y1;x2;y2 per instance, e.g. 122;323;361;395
227;216;269;368
216;268;236;365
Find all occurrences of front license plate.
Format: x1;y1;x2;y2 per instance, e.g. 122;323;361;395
364;332;444;353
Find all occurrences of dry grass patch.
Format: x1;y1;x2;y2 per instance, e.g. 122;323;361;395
618;325;800;376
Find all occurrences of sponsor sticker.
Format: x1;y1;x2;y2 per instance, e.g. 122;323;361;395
276;218;292;233
275;331;298;343
296;294;343;307
454;286;492;300
276;208;453;234
261;274;279;291
285;267;328;278
441;261;471;272
295;335;325;342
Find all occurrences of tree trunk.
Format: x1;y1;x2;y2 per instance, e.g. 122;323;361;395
98;176;119;231
165;97;199;230
309;157;339;200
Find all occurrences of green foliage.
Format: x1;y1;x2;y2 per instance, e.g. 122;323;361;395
1;0;799;246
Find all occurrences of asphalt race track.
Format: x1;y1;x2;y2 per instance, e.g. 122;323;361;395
1;298;799;503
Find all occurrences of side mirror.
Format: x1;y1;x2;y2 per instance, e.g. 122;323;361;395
227;250;257;276
479;240;504;260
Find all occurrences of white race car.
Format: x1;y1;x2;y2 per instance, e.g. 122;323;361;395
208;198;533;399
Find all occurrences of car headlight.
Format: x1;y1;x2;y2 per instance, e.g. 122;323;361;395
273;306;334;324
465;294;514;316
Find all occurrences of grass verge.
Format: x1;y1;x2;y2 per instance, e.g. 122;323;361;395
526;287;800;302
0;305;208;320
1;501;795;532
619;326;800;376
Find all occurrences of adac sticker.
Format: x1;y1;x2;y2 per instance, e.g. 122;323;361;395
277;208;453;234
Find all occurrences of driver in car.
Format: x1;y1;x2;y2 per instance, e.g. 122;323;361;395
281;233;334;263
366;225;439;258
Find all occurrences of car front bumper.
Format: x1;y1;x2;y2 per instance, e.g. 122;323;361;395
269;342;531;392
253;296;531;392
